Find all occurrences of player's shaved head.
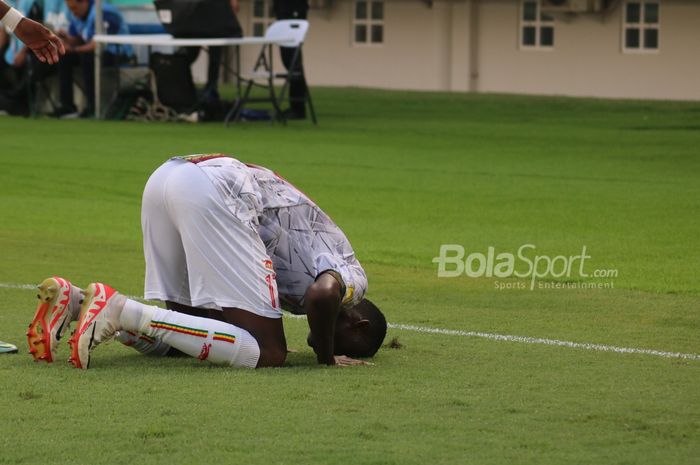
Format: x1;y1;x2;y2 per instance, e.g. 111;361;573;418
332;299;387;358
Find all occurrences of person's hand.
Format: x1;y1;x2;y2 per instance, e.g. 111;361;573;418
14;17;65;64
333;355;373;366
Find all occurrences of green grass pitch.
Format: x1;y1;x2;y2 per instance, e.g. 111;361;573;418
0;88;699;464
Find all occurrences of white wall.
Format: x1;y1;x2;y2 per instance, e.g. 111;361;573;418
225;0;700;101
477;0;700;100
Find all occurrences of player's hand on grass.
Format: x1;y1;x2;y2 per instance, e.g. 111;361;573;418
333;355;373;366
14;17;65;64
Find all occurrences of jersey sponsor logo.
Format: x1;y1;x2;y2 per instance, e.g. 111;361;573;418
263;259;274;271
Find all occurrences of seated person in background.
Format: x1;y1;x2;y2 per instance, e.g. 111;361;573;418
54;0;132;118
181;0;241;105
43;0;70;32
0;0;54;115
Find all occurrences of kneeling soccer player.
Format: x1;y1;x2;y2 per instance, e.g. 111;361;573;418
27;154;386;369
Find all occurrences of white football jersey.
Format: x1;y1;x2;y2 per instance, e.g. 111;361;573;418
178;155;367;309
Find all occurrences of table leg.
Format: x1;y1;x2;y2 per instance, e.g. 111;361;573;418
95;42;102;119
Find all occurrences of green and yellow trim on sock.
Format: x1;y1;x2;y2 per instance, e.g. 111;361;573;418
150;321;208;338
213;332;236;344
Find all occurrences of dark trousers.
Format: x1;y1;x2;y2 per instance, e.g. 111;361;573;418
182;46;223;95
0;55;54;116
58;52;119;110
280;46;307;117
274;0;309;117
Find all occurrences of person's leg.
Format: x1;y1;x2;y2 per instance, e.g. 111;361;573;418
120;297;263;367
204;46;222;98
79;52;116;113
0;63;29;115
114;301;212;359
161;300;285;366
57;52;80;110
69;285;264;369
181;47;200;65
142;159;193;306
114;159;195;359
117;299;286;365
220;306;287;367
139;159;286;363
0;52;17;89
163;160;281;319
273;0;308;117
279;46;306;118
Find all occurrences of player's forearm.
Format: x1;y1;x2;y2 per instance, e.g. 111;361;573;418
0;1;10;18
306;306;337;364
303;275;342;365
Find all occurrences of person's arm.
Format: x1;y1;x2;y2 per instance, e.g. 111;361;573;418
303;273;366;366
70;40;95;54
0;0;65;64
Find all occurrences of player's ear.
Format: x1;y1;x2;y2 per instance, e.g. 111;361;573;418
352;319;370;328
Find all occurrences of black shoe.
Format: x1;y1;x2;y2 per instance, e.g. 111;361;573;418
79;107;95;119
51;105;79;119
281;108;306;120
199;88;220;106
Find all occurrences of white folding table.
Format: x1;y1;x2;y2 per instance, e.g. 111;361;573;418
92;34;295;120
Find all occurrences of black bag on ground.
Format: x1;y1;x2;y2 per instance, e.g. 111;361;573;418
149;52;197;114
105;86;153;120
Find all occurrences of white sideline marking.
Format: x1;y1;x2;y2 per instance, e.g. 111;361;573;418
3;282;698;361
387;324;700;361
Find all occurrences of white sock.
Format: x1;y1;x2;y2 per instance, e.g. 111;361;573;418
115;330;171;357
119;299;260;368
68;284;84;322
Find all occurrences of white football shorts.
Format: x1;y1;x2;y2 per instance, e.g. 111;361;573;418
142;158;281;319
